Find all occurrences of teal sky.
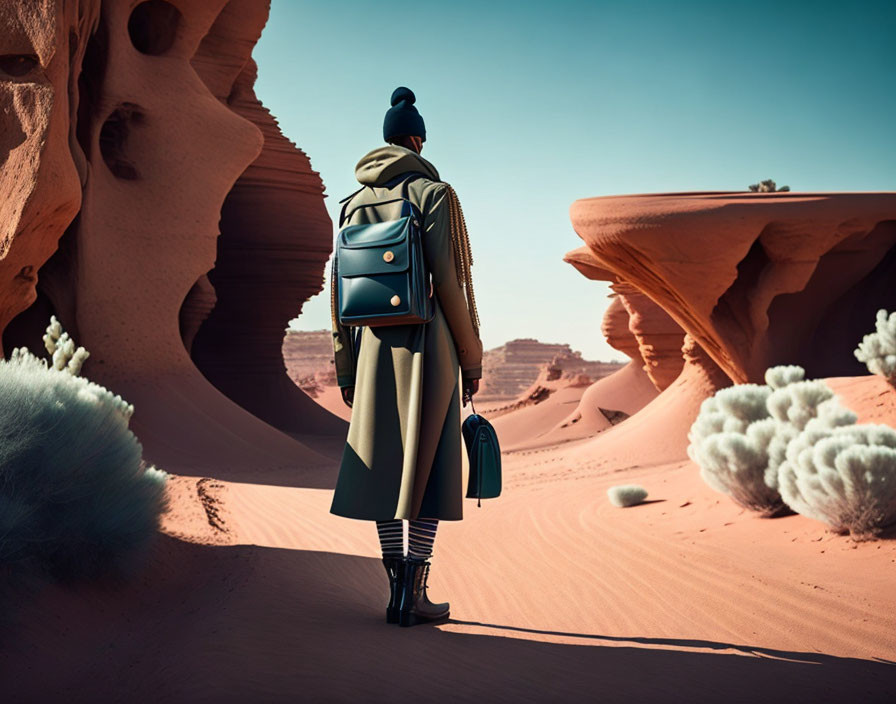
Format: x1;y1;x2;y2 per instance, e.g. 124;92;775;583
254;0;896;361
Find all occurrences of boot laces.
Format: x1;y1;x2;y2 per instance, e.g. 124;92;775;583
420;562;431;593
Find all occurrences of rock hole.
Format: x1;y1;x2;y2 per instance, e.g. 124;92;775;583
99;103;143;180
0;54;39;78
128;0;181;56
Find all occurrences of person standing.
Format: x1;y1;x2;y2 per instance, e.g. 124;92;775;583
330;86;482;627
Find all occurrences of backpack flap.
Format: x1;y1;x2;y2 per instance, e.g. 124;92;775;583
338;219;411;277
339;218;409;249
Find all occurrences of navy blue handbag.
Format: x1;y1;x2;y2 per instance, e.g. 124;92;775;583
462;394;502;506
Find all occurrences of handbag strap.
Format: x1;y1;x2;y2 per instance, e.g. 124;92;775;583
464;389;477;415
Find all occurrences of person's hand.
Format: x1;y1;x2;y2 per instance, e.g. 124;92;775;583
462;378;479;407
341;386;354;408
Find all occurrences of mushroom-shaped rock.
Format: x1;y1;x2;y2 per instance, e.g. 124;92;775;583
570;192;896;384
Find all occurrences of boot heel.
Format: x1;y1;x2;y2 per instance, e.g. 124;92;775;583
386;606;399;624
382;557;405;625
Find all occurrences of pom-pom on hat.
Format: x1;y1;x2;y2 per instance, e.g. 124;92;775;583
383;86;426;143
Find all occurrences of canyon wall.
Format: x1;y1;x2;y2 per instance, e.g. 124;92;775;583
188;54;342;437
0;0;339;478
0;0;94;341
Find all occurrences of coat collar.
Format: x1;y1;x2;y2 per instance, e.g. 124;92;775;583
355;145;440;187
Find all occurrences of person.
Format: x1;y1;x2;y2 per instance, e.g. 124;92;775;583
330;86;482;627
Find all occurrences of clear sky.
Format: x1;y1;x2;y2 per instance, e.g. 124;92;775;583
254;0;895;361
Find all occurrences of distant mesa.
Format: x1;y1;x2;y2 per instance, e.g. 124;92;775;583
283;331;625;407
283;330;337;398
478;338;623;401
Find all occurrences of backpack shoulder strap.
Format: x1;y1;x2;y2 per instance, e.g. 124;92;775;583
338;186;366;228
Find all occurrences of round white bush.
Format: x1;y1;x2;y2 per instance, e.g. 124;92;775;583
764;380;857;491
607;485;648;508
688;383;789;515
779;423;896;538
0;349;166;581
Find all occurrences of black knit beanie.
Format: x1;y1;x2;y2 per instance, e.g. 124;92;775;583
383;86;426;143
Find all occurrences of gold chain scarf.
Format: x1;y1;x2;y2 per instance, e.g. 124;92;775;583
444;184;480;336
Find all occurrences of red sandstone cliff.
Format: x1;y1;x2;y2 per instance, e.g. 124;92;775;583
188;56;343;437
0;0;338;478
570;193;896;384
0;0;93;342
565;192;896;464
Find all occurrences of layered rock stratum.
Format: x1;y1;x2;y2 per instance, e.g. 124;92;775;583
0;0;91;340
566;192;896;466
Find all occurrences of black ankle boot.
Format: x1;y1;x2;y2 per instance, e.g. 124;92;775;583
398;557;449;627
382;557;405;624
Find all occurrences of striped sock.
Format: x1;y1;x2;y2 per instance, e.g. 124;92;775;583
408;519;439;560
376;520;404;558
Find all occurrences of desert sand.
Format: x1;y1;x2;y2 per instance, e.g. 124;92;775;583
3;374;896;703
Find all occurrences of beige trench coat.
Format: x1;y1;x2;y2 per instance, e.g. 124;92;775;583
329;146;482;521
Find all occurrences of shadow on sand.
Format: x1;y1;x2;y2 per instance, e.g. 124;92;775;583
2;537;894;703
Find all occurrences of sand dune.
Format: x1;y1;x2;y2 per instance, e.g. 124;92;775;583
3;375;896;702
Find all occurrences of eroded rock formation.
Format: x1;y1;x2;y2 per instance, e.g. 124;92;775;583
1;0;338;478
565;245;684;392
613;282;684;391
570;193;896;384
283;330;334;382
601;296;640;361
567;334;731;467
188;54;342;437
0;0;93;341
564;246;662;418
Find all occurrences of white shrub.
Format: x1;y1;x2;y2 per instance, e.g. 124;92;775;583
854;309;896;383
42;315;90;376
688;383;788;515
764;378;857;490
0;347;163;581
779;423;896;538
765;365;805;390
607;485;648;507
